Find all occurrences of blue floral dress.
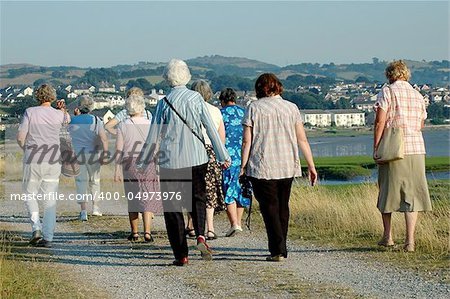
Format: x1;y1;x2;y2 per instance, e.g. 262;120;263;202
221;105;250;207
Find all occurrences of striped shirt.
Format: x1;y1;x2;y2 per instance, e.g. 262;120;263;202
242;95;303;180
141;86;230;169
375;80;427;155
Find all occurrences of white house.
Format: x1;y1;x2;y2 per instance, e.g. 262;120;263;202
353;100;374;112
98;82;116;93
65;85;72;92
300;110;331;127
93;98;111;110
109;95;125;107
329;109;365;127
23;87;33;96
147;89;165;106
67;92;78;99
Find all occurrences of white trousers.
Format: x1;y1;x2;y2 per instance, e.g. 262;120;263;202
22;163;61;241
75;160;101;205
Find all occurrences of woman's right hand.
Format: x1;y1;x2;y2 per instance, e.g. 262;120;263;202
114;171;122;182
308;166;318;186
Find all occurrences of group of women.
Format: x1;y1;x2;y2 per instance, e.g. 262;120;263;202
17;59;432;264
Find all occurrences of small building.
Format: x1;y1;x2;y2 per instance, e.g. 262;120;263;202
67;92;78;99
329;109;365;127
300;110;331;127
23;87;34;96
91;109;115;123
98;82;116;93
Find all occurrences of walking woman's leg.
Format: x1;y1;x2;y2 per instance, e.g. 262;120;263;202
143;212;153;233
129;212;139;233
381;213;393;243
226;202;238;227
404;211;418;251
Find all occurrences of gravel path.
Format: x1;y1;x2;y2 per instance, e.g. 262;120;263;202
2;194;450;298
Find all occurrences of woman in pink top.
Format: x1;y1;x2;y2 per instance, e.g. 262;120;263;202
114;94;161;242
373;60;432;252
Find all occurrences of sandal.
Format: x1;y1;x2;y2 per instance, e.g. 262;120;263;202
127;232;140;242
185;228;196;239
144;232;154;243
377;237;394;247
206;230;218;240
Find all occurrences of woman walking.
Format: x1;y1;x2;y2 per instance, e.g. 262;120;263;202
220;88;250;237
139;59;230;266
241;73;317;261
69;95;109;221
17;84;68;247
373;60;432;252
185;80;226;240
114;94;161;242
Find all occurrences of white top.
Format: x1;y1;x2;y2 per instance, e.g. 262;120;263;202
117;117;150;158
202;102;222;145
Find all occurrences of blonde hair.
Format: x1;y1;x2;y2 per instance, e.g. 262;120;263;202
34;84;56;104
385;60;411;83
126;87;144;97
191;80;213;101
125;95;145;116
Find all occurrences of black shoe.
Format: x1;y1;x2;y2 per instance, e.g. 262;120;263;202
172;257;189;266
144;232;154;243
29;230;42;245
36;239;52;248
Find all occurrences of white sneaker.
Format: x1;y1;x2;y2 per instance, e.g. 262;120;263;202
235;226;243;232
225;225;241;237
79;210;88;221
92;206;102;216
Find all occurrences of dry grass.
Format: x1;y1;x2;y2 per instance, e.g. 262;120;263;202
0;230;107;299
284;180;450;280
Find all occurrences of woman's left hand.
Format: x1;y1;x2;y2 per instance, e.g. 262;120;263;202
222;160;231;170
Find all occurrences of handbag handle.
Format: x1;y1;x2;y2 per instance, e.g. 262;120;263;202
387;86;398;128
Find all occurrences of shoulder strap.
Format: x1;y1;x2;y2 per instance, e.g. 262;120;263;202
387;86;398;127
163;97;205;146
128;118;147;142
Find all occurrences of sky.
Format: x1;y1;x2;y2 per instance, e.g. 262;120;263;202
0;1;449;67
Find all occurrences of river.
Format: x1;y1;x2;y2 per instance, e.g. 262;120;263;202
308;129;449;157
307;129;449;184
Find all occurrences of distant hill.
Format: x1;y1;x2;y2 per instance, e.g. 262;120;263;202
0;56;448;89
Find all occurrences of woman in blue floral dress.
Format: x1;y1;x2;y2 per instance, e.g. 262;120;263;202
220;88;250;237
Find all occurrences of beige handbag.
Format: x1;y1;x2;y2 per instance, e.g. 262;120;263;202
376;86;404;162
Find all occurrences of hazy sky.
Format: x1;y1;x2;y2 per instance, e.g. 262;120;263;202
1;1;448;67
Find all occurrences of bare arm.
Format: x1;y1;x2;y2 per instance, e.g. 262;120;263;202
105;118;119;135
218;120;226;144
295;121;317;186
240;125;252;175
114;129;124;182
16;131;26;150
373;108;387;159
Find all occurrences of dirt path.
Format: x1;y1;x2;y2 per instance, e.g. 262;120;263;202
2;199;450;299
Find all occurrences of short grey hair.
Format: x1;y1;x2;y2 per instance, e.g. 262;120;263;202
163;59;191;87
191;80;213;101
78;95;94;112
126;95;145;116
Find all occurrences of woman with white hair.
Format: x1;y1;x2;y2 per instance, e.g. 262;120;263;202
17;84;69;247
69;95;109;221
139;59;231;266
114;94;161;242
104;87;152;135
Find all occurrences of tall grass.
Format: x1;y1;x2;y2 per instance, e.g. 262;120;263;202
286;180;450;270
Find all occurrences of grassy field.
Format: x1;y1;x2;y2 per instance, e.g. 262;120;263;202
282;179;450;281
0;230;107;299
301;156;450;180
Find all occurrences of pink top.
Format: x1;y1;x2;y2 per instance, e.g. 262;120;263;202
117;117;150;158
374;80;427;155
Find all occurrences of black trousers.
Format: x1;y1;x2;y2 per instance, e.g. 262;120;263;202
250;177;294;258
160;163;208;260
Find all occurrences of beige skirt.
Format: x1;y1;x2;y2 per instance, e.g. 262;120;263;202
377;154;432;213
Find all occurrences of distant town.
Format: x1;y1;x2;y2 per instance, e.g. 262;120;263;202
1;56;449;128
